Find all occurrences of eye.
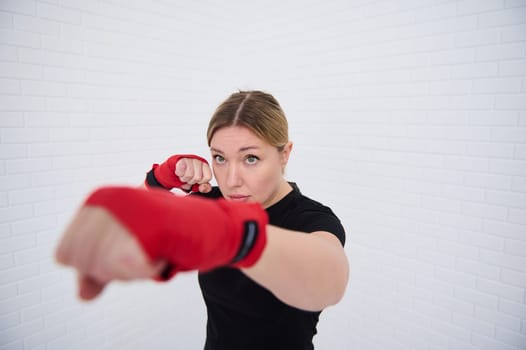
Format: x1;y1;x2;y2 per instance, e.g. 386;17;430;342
213;154;225;164
245;155;259;165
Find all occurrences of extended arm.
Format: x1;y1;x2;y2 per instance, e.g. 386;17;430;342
55;186;349;309
55;186;268;299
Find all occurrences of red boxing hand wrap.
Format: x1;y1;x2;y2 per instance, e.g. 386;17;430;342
84;187;268;279
148;154;208;192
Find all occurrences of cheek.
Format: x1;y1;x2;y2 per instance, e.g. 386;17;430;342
212;165;224;183
250;164;282;193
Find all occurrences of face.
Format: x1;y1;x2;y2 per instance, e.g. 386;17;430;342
210;126;292;209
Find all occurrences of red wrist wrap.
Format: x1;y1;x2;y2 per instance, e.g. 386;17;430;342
149;154;208;192
84;187;268;279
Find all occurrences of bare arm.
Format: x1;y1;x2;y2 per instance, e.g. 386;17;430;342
56;189;348;308
243;226;349;312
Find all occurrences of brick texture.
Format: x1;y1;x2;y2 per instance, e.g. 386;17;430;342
1;1;525;349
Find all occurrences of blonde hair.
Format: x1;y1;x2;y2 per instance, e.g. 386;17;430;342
207;90;289;150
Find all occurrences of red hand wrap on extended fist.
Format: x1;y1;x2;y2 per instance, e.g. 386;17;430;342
84;187;268;279
148;154;208;192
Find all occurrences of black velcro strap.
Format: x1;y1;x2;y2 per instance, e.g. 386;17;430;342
146;167;193;193
146;168;165;189
231;221;259;264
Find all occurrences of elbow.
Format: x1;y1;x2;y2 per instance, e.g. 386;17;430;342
302;277;349;312
326;254;350;307
300;255;350;312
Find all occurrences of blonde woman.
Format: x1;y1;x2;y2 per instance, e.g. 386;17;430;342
56;90;349;350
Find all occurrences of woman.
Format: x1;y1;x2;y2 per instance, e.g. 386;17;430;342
56;90;349;349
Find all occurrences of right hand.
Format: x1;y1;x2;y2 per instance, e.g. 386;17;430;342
152;154;212;193
57;186;268;285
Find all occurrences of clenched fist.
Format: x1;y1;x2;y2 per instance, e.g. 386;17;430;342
148;154;213;193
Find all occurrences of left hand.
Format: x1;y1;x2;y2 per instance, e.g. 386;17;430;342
175;156;213;193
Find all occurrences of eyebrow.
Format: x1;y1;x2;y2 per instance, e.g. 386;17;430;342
210;146;260;154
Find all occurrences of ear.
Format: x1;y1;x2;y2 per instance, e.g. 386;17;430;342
281;141;293;168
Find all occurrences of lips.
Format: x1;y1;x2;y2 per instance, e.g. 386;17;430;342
228;194;249;202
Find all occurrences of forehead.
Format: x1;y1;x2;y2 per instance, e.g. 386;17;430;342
210;126;268;151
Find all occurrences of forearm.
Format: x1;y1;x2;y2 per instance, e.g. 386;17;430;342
242;226;349;312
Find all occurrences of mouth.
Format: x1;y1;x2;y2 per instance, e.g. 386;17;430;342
228;194;249;202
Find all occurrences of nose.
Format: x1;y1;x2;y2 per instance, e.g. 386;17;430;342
226;163;242;188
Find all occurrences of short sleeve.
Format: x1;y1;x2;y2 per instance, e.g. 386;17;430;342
296;209;346;246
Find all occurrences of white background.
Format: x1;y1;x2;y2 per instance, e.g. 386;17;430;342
1;1;526;349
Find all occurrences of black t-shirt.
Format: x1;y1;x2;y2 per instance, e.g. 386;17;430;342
193;183;345;350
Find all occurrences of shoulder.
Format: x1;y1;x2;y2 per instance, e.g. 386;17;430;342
271;185;346;246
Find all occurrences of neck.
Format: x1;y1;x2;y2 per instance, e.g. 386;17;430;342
263;180;293;209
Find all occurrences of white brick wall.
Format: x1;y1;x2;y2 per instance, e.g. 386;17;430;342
1;0;525;349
